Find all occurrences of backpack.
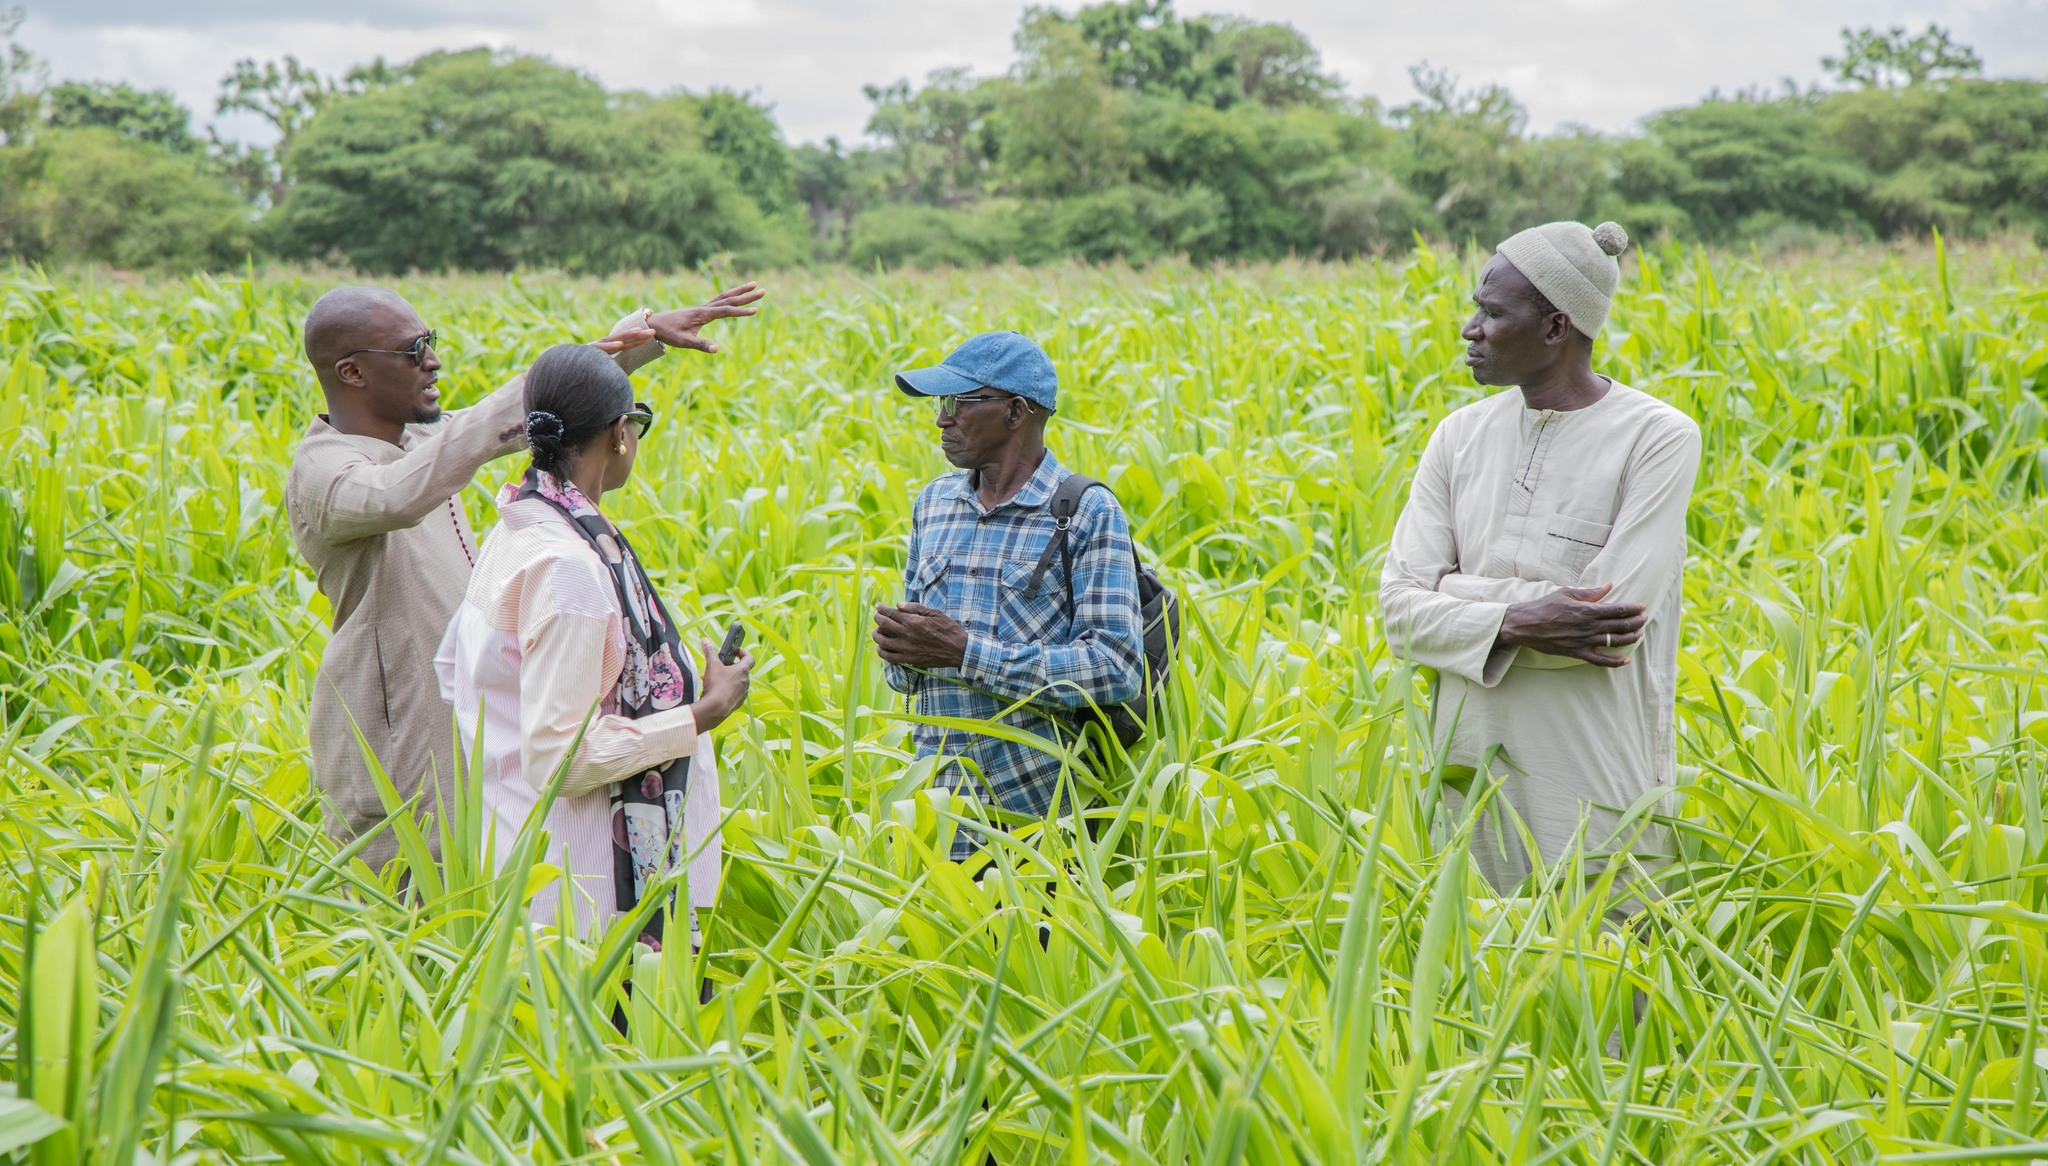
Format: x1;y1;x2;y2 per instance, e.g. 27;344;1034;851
1023;475;1182;748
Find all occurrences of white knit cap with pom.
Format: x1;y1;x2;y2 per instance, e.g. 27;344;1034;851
1494;220;1629;339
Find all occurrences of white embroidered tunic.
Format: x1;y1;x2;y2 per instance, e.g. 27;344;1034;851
1379;380;1701;890
435;492;721;934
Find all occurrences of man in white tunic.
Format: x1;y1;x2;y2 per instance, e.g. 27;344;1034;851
1380;220;1701;892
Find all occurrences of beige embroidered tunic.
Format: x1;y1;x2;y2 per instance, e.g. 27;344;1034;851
1379;380;1701;891
287;324;661;866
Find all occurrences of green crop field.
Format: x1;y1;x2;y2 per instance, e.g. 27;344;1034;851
2;242;2047;1164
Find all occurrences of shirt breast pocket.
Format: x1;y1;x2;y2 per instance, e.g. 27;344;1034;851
999;558;1071;644
909;554;948;608
1543;514;1612;582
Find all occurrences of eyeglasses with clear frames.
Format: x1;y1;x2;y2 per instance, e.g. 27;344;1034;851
935;391;1030;419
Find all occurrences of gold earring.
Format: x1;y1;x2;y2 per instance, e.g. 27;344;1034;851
614;439;627;454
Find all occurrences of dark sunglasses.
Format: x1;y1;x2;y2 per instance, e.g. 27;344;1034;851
620;402;654;439
338;331;438;369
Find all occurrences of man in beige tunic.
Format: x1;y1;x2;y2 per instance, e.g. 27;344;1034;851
1381;221;1700;892
287;282;763;867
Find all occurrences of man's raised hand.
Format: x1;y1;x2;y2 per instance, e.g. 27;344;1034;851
1497;583;1647;667
645;282;766;354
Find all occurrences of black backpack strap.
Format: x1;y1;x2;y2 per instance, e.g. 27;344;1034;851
1026;475;1103;615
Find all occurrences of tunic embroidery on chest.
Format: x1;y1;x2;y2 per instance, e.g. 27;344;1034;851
1489;411;1558;577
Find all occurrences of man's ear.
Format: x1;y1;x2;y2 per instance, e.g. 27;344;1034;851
333;357;366;389
1546;311;1576;346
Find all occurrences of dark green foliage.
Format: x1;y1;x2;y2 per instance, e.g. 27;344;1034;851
0;4;2040;272
44;83;196;153
213;54;345;206
1622;97;1874;241
268;50;802;273
862;69;997;206
0;127;251;268
1211;18;1340;109
694;89;799;218
1829;80;2048;236
1062;0;1241;107
847;202;1022;268
843;3;1376;266
1824;23;1983;89
1625;77;2048;243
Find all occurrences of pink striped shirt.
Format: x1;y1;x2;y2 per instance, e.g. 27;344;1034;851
435;494;721;935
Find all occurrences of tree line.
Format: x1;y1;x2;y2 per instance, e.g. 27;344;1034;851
0;2;2041;273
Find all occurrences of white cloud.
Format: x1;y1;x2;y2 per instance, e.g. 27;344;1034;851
15;0;2048;147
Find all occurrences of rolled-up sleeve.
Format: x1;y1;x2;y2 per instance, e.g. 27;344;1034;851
1379;427;1517;687
607;311;668;376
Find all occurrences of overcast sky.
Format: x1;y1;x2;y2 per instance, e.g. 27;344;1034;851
19;0;2048;147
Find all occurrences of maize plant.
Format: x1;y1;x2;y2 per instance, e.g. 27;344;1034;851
0;240;2045;1163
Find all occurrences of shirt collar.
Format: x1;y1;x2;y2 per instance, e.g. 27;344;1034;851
307;413;416;452
942;449;1065;515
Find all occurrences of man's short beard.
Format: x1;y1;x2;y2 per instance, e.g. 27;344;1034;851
412;404;445;424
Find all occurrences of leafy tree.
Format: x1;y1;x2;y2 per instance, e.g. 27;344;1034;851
794;137;858;241
994;14;1134;198
0;6;44;145
45;82;196;153
1125;98;1374;258
218;55;325;143
1032;1;1340;111
1623;96;1871;241
1211;18;1339;109
1825;24;1982;89
0;127;251;268
1060;0;1238;106
214;55;390;206
1826;78;2048;235
1316;172;1433;257
694;89;798;217
846;200;1021;268
1387;64;1530;242
5;0;2043;271
269;49;798;273
862;68;996;206
1608;29;2043;243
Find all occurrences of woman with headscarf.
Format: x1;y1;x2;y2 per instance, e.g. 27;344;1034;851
437;342;753;948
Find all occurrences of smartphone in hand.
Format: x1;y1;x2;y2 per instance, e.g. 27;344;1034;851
718;622;746;665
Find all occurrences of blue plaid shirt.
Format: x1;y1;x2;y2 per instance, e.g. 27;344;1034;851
883;451;1145;853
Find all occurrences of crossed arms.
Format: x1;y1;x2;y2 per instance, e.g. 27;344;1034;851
1379;418;1702;687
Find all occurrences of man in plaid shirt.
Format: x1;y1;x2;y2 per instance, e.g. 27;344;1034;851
873;331;1146;861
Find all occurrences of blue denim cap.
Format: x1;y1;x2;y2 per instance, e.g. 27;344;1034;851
894;331;1057;412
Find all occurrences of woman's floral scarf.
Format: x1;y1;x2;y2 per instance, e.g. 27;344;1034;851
508;467;695;947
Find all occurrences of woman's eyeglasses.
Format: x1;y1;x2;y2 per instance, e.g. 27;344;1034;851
935;391;1028;419
620;402;655;438
337;331;438;369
